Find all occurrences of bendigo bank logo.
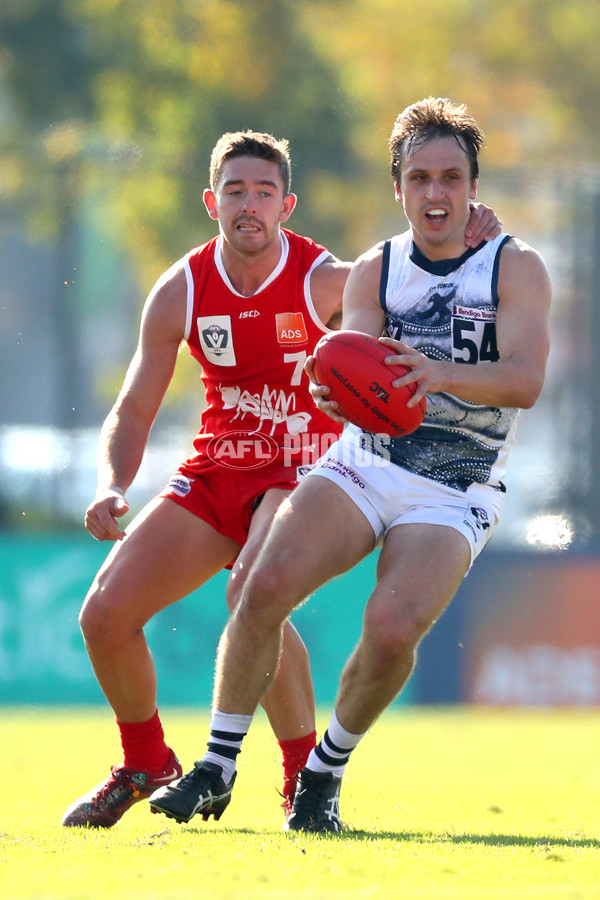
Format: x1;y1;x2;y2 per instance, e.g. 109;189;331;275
207;430;280;470
276;312;308;345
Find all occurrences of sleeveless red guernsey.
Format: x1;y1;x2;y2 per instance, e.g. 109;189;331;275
183;228;341;468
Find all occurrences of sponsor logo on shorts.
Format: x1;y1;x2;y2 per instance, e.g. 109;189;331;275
167;475;193;497
322;460;365;489
207;430;279;470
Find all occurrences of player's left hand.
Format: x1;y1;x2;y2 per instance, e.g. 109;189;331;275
465;202;502;247
379;337;445;407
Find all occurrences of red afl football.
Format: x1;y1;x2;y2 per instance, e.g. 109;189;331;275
313;330;426;437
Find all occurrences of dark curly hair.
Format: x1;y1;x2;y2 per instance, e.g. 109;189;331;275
389;97;485;183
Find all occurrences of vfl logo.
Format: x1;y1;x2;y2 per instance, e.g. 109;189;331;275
197;315;237;366
207;430;280;470
202;324;228;355
369;381;390;404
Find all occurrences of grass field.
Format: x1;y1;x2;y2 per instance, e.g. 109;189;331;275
2;706;600;899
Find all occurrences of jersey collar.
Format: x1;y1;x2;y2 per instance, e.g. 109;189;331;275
214;231;289;297
409;238;484;277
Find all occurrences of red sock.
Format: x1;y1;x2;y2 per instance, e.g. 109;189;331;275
117;710;171;773
277;730;317;801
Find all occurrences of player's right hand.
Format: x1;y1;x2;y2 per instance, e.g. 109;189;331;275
84;488;130;542
304;355;348;424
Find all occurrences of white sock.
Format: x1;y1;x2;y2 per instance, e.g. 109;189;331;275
306;710;366;778
201;710;253;785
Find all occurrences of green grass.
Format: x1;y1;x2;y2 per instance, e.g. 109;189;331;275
2;707;600;898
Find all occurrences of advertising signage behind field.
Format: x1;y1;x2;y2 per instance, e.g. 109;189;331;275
460;554;600;706
0;537;598;707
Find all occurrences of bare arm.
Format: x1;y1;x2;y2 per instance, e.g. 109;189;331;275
309;256;352;326
85;262;188;541
382;238;552;409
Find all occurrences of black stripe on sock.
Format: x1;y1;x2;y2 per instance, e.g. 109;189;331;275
207;742;239;760
322;729;352;756
210;729;247;741
314;744;349;767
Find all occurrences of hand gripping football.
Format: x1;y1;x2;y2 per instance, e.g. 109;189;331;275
313;330;426;437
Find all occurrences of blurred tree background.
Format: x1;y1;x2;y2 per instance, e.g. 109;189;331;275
0;0;598;540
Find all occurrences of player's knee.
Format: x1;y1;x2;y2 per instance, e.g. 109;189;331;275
363;602;431;664
225;572;245;613
79;583;126;650
79;594;107;647
239;560;295;627
241;563;280;613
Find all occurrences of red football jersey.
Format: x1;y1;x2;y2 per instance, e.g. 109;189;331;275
183;228;342;468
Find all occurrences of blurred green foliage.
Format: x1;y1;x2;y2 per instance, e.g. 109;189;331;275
0;0;598;417
0;0;359;282
2;0;599;272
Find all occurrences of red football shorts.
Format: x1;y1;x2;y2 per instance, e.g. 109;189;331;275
158;455;300;550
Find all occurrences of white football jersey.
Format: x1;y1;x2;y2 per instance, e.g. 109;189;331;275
375;230;519;492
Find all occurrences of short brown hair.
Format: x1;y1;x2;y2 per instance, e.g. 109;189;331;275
389;97;485;183
209;131;292;194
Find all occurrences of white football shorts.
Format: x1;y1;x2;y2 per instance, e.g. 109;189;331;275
305;426;504;568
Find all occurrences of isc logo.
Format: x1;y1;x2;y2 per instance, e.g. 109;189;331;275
207;431;279;469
